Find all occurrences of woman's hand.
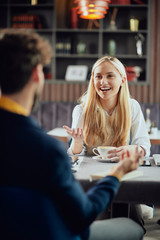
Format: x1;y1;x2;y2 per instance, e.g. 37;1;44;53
108;145;145;160
63;125;83;141
63;125;84;155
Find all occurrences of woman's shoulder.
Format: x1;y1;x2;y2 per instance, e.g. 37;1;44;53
129;98;141;109
72;104;83;116
73;104;83;111
129;98;142;119
72;104;84;127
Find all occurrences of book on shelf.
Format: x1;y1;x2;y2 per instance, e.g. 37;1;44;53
12;14;42;29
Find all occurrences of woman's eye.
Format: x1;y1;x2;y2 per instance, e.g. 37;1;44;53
95;75;102;79
108;74;114;78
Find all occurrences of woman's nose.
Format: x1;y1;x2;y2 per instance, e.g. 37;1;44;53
101;75;108;84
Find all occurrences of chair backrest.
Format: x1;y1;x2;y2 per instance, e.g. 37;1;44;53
0;186;80;240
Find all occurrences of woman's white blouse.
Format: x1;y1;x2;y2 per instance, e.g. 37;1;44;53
68;98;151;157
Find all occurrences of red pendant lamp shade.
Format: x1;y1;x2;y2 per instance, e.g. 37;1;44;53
74;0;111;19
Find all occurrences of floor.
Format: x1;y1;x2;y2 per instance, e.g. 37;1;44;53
144;206;160;240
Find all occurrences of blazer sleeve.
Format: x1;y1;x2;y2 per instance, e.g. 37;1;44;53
46;139;120;236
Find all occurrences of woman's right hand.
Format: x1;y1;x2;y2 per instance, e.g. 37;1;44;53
63;125;83;141
63;125;84;155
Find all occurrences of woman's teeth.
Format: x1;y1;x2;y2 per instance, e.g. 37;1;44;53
100;87;111;91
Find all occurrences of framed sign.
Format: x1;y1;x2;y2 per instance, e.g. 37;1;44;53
65;65;88;81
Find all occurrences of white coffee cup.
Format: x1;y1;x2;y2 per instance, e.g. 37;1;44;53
92;146;116;159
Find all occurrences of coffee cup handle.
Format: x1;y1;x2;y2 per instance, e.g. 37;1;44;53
92;148;100;156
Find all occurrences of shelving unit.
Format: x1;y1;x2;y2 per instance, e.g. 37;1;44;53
55;0;151;85
0;0;151;86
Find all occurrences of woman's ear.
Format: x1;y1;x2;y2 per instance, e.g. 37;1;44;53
121;77;126;86
33;66;39;83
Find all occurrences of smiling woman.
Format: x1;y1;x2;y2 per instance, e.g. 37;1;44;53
64;56;150;158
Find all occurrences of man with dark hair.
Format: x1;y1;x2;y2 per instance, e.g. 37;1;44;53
0;29;144;240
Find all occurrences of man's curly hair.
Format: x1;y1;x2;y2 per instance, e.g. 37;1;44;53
0;29;52;94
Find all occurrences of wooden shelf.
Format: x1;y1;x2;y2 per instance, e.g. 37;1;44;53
0;4;54;7
109;4;148;8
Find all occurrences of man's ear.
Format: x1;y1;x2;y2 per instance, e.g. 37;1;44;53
33;66;39;83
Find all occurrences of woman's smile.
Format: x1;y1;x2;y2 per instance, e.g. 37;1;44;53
100;86;112;92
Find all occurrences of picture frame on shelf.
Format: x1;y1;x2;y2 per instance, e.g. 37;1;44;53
65;65;88;81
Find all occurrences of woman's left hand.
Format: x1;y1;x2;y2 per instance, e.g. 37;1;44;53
108;145;145;160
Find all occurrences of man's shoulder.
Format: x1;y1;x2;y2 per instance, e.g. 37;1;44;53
21;116;66;156
30;124;65;150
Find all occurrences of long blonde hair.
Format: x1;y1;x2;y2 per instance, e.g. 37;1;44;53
79;56;131;148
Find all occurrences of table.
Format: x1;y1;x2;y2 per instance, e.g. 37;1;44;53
47;128;160;144
47;128;70;142
74;157;160;205
149;130;160;145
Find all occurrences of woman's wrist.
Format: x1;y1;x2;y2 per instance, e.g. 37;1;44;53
71;139;83;155
73;139;83;145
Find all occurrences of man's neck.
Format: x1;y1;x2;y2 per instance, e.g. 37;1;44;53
3;86;34;114
0;95;29;116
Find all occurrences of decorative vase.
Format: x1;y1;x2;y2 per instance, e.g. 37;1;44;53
107;39;116;56
76;41;86;54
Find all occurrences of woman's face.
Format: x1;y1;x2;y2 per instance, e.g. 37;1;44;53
93;61;125;102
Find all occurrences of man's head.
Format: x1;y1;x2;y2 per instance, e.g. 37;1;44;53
0;29;52;95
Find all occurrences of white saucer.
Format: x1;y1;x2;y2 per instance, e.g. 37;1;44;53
92;156;119;163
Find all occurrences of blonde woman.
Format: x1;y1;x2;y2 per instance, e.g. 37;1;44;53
64;56;150;157
64;56;153;228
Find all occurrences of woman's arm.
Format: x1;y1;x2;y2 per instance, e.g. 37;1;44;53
108;99;150;159
130;99;151;157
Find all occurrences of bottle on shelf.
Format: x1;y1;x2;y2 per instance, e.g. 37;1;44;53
76;41;86;54
145;108;151;134
31;0;38;5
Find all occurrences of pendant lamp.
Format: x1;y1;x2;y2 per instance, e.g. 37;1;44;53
74;0;111;19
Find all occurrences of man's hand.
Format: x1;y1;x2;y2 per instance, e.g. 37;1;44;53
109;146;143;179
107;145;145;160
